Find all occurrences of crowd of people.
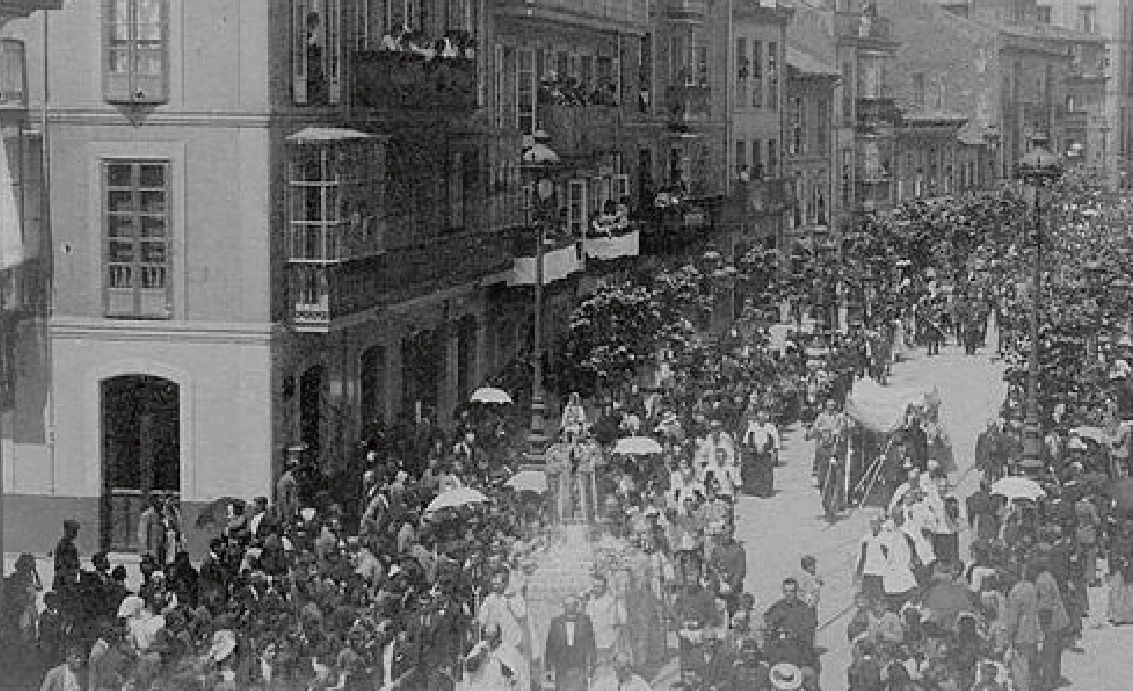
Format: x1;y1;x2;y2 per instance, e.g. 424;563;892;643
5;184;1133;691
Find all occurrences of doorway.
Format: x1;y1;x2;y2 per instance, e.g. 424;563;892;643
100;375;180;551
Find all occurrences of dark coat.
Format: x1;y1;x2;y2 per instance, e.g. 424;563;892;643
544;613;597;674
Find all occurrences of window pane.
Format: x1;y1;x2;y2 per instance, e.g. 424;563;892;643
141;216;165;238
139;164;165;187
140;242;166;264
135;47;164;75
107;190;134;213
140;265;166;289
137;0;162;26
108;265;133;288
107;163;134;187
140;190;165;214
108;240;135;263
108;215;135;237
113;0;132;40
108;46;131;73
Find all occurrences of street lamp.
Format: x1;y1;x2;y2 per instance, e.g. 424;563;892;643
1015;135;1063;475
522;131;559;464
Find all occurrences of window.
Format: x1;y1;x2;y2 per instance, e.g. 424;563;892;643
841;149;852;206
1037;5;1051;24
580;54;594;91
693;45;708;87
735;139;747;177
494;44;504;128
449;152;465;229
103;160;171;319
752;140;763;179
816;97;829;152
612;174;630;205
670;35;686;85
292;0;343;105
639;35;653;114
767;138;778;175
752;41;763;108
736;37;748;107
767;42;779;110
912;73;925;108
518;48;535;135
842;61;853;125
103;0;168;104
792;97;804;155
1078;5;1097;33
568;180;587;238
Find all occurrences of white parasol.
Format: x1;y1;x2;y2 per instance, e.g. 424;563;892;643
1070;426;1109;445
505;469;549;494
470;387;513;405
990;476;1045;502
425;486;489;513
614;436;664;456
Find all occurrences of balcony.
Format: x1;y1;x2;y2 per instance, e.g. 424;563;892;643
351;50;477;112
0;0;61;20
665;0;707;22
537;104;618;160
508;236;583;286
0;39;25;112
666;84;712;124
585;227;640;261
857;97;897;130
833;11;893;42
291;231;513;332
494;0;649;32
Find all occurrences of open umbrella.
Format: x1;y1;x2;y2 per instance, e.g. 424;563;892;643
505;469;548;494
470;387;513;405
991;477;1045;502
426;486;489;513
614;436;664;456
1070;426;1109;445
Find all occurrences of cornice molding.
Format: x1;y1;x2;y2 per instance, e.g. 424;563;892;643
50;317;278;346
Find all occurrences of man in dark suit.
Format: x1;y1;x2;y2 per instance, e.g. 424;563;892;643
544;596;596;691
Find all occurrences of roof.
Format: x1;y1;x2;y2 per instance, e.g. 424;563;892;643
786;46;840;78
901;109;968;124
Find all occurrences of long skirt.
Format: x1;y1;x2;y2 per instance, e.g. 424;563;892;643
1107;571;1133;624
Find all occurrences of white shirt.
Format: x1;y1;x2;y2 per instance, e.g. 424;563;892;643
743;421;780;451
587;593;626;650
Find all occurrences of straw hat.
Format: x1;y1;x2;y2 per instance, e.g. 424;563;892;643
207;629;237;662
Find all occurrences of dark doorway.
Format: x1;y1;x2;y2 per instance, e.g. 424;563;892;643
360;346;386;432
402;330;441;422
100;375;180;551
299;364;324;452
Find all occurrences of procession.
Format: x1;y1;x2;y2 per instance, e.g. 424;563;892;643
3;171;1133;691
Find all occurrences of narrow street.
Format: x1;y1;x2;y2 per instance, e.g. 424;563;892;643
701;343;1007;691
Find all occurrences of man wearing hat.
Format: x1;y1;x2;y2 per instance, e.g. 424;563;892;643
53;519;81;592
544;596;597;691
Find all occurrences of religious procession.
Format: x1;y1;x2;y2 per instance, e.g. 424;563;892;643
6;170;1133;691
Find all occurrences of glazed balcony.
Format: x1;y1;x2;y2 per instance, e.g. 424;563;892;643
494;0;650;32
665;0;707;22
290;231;513;331
508;234;583;286
537;104;619;160
351;50;477;112
0;39;25;113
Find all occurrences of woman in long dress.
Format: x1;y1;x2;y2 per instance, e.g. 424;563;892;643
891;317;906;362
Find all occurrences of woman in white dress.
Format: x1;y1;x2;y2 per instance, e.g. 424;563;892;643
879;516;919;606
891;317;906;362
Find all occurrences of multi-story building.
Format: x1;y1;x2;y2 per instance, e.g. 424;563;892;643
1034;0;1128;186
0;0;534;556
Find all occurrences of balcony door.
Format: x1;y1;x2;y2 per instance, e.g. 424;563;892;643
100;375;180;551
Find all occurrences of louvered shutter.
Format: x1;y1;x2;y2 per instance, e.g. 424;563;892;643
131;0;168;104
293;0;309;104
326;0;343;104
103;0;132;102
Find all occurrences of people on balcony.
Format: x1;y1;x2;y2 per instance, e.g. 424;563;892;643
538;71;620;108
374;25;477;62
590;199;631;238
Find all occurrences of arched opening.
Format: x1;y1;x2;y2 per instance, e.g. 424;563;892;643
299;364;324;452
360;345;385;439
100;375;180;551
401;330;441;422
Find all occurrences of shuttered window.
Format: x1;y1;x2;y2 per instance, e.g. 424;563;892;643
104;160;171;319
568;179;587;238
103;0;169;105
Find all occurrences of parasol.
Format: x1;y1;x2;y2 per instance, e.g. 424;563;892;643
425;486;489;513
470;387;513;405
990;476;1045;502
613;436;664;456
195;497;243;528
1070;426;1109;445
505;469;548;494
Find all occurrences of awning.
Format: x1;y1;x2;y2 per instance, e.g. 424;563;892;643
287;127;374;143
508;243;583;286
585;230;640;261
0;132;22;271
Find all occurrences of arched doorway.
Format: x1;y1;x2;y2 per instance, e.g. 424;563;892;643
100;375;180;551
299;364;324;452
